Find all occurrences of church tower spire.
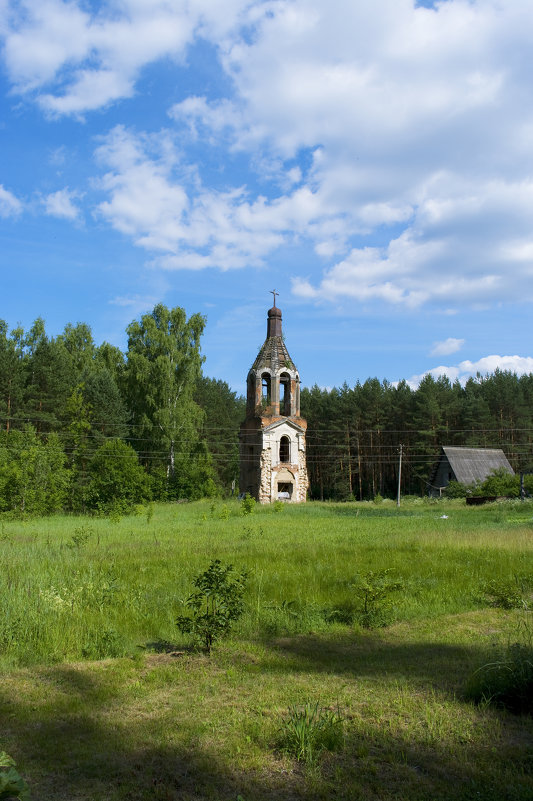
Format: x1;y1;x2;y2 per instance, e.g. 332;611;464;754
239;298;308;503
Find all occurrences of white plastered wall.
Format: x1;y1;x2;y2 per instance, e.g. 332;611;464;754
261;421;307;502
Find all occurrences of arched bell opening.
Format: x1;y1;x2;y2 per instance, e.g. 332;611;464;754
261;372;271;407
280;372;291;416
247;373;256;411
279;435;290;464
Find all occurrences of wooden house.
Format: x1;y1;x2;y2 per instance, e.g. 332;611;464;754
428;446;514;497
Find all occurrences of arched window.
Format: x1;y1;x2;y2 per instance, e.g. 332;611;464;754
280;372;291;415
261;373;271;404
247;373;255;406
279;435;290;463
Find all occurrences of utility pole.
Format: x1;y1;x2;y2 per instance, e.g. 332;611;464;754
397;444;403;507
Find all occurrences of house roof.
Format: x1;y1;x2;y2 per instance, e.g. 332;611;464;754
432;446;514;486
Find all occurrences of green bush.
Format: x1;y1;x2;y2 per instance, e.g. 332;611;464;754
240;493;256;516
478;468;520;498
176;559;248;654
86;439;151;513
444;480;472;499
481;576;532;610
352;568;404;628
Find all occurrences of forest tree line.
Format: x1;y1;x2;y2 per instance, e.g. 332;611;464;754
300;374;533;500
0;305;244;515
1;303;533;513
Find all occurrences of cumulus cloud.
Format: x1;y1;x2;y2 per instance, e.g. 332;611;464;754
407;354;533;388
109;294;161;316
4;0;533;315
0;184;22;216
94;125;339;270
43;188;81;219
430;338;465;357
1;0;251;115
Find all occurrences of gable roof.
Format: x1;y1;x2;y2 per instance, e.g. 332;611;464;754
263;418;305;435
432;446;514;486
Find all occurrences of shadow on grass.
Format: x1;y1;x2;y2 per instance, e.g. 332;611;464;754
144;639;188;654
0;642;532;801
0;662;307;801
258;631;479;693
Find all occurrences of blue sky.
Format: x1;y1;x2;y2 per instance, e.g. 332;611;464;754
2;0;533;394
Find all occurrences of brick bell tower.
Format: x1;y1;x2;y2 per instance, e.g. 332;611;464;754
239;294;308;503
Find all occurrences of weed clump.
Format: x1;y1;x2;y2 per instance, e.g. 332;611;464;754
465;620;533;714
278;701;344;764
481;576;532;610
0;752;30;800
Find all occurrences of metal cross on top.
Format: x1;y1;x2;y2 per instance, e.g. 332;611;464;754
270;289;279;307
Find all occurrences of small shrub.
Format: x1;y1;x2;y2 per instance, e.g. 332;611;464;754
352;568;404;628
145;502;154;524
176;559;248;654
279;701;344;764
444;480;471;499
372;493;383;505
0;752;30;800
67;525;93;549
273;500;284;513
240;493;256;516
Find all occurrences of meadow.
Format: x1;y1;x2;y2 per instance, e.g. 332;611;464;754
1;498;532;800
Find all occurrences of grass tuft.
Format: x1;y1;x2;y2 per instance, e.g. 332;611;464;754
465;618;533;714
278;701;345;764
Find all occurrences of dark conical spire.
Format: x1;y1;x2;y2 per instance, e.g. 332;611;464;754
252;303;295;372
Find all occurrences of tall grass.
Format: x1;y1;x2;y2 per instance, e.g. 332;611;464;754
2;499;533;801
0;498;532;667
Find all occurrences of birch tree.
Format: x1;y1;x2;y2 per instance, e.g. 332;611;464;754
124;304;210;497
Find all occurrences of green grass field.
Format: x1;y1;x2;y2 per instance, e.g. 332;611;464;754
1;498;532;800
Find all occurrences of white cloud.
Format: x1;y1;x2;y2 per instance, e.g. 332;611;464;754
93;125;340;270
6;0;533;315
430;338;465;357
291;176;533;308
109;294;160;315
1;0;251;115
0;184;22;216
407;354;533;388
43;187;81;219
169;1;533;306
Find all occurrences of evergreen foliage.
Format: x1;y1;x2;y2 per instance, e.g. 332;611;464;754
2;306;533;510
300;370;533;500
